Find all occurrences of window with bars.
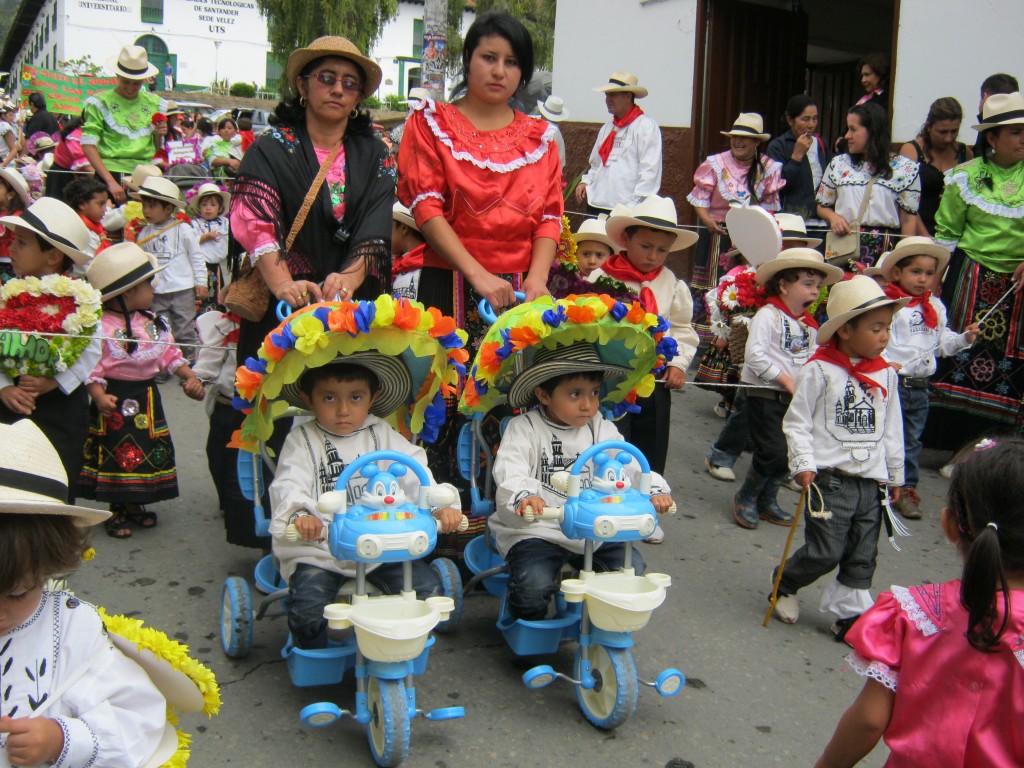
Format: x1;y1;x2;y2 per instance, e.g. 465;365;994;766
141;0;164;24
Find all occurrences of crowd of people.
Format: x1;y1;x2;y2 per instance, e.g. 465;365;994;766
0;10;1022;766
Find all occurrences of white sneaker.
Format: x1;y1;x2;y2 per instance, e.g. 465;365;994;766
773;593;799;624
644;524;665;544
939;462;954;479
704;458;736;482
713;401;729;418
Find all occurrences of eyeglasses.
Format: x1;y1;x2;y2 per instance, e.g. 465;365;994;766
306;71;363;94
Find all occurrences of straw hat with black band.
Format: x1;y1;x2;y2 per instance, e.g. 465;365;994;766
721;113;770;142
538;95;569;123
816;275;910;344
392;200;419;232
874;236;950;280
0;197;91;265
593;72;648;98
86;243;167;301
573;214;615;252
124;164;163;192
605;194;699;252
755;247;843;286
507;341;630;409
279;352;413;417
193;182;231;213
774;213;822;248
0;420;109;525
286;36;382;100
972;91;1024;131
107;45;158;81
163;100;183;117
0;167;31;207
130;176;186;210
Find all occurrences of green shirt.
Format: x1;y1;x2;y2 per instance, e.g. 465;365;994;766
80;89;164;174
935;157;1024;273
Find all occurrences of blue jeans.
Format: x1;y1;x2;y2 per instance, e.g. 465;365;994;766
505;538;645;621
898;383;929;489
706;390;748;469
288;561;442;649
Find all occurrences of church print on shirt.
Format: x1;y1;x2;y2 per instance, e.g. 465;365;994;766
822;373;886;464
835;380;875;435
539;434;586;496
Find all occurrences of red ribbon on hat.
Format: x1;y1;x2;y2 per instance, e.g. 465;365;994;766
884;283;937;328
598;105;644;166
599;252;661;312
809;339;889;398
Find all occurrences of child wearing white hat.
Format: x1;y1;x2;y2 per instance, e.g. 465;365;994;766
572;215;615;278
391;201;426;300
190;182;231;313
775;275;908;640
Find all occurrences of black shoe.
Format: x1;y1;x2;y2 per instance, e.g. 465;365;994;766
831;615;860;645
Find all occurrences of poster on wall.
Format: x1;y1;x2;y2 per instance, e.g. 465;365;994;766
20;66;118;115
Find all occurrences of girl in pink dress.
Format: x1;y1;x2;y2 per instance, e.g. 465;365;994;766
815;436;1024;767
79;243;205;538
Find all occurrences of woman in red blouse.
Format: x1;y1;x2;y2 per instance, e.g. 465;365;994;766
397;11;563;343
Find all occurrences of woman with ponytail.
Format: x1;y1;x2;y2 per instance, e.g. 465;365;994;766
815;436;1024;768
81;244;205;538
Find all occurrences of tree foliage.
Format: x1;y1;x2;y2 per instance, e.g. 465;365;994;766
256;0;399;92
442;0;556;78
58;56;105;77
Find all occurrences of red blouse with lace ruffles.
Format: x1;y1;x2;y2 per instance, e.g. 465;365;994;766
397;99;563;275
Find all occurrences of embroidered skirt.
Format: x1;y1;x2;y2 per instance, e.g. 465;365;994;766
79;377;179;503
924;249;1024;450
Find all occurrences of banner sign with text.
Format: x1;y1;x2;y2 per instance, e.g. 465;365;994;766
20;66;118;115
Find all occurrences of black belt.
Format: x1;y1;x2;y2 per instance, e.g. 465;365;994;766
215;393;233;405
746;388;792;404
899;376;929;389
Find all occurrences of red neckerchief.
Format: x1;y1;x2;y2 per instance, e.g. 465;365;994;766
809;339;890;398
392;242;426;279
765;296;819;329
884;283;937;328
224;312;241;345
599;252;661;312
78;212;111;254
598;105;644;165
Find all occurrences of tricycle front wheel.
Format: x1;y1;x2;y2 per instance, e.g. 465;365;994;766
366;676;411;767
575;644;638;730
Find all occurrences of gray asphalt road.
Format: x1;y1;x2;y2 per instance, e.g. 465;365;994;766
70;380;960;768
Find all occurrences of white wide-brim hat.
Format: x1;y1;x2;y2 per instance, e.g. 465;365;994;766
755;247;843;286
538;95;569;122
130;176;185;209
774;213;822;248
0;197;91;265
0;420;109;525
816;275;910;344
107;45;158;81
279;352;413;416
392;201;419;232
0;167;31;207
973;91;1024;131
721;112;770;142
573;213;615;252
163;100;183;117
124;164;163;192
32;136;56;152
507;342;629;409
605;195;698;252
287;36;382;99
875;236;950;280
400;87;431;106
594;72;648;98
86;242;167;301
192;182;230;212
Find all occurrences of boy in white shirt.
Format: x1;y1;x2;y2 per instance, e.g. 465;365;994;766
733;248;841;529
875;237;978;518
269;355;463;649
492;342;674;620
775;276;908;641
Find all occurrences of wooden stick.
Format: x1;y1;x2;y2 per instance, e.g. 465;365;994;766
763;487;807;628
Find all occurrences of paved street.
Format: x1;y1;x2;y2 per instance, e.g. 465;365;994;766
70;379;960;768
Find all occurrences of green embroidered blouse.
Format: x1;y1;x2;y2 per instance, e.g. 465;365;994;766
935;158;1024;273
80;90;164;174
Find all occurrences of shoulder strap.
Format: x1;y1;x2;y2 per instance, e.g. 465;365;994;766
136;218;186;246
909;139;924;163
285;143;342;254
854;176;878;227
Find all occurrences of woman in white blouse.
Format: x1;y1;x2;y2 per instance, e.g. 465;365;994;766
816;102;920;270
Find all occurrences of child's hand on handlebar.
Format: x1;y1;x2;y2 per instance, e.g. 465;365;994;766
651;494;674;515
294;515;324;542
432;507;464;533
516;495;547;518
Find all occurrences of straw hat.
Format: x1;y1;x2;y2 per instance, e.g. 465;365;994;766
507;342;629;409
86;242;167;301
279;352;413;416
392;201;419;232
107;45;158;81
774;213;822;248
400;87;430;106
30;133;56;152
594;72;648;98
163;100;183;117
130;176;185;209
124;164;163;192
0;167;31;206
875;236;950;279
286;36;382;99
573;214;615;251
755;247;843;286
0;420;109;525
720;113;770;142
605;195;699;252
973;91;1024;131
538;95;569;122
816;275;910;344
0;197;91;265
192;182;230;212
